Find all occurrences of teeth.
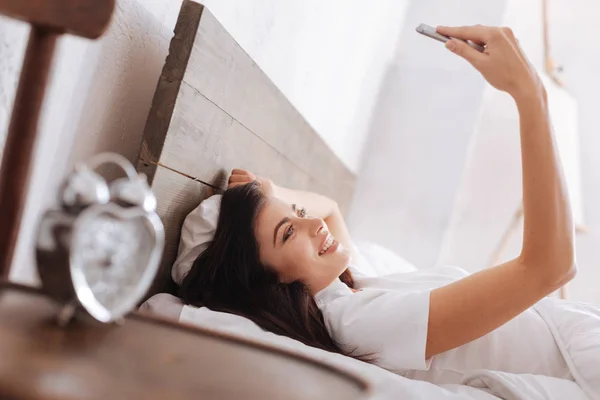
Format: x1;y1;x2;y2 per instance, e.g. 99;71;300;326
319;235;334;255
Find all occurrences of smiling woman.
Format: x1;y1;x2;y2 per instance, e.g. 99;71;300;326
227;169;358;295
179;178;367;361
132;1;599;395
253;191;350;294
179;22;588;387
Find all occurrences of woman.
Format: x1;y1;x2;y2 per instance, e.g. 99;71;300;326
181;25;577;383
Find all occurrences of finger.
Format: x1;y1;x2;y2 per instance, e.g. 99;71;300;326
228;181;245;189
231;168;254;178
437;25;491;43
500;26;516;41
445;39;486;68
228;179;252;186
228;175;251;183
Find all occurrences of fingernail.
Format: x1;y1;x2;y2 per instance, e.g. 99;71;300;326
446;40;456;51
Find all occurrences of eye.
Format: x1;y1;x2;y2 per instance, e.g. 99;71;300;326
296;206;307;218
283;224;294;242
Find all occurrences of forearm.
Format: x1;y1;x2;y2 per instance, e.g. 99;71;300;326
273;185;338;220
428;99;577;356
514;88;575;280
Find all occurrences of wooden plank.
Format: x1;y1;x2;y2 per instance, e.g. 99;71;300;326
164;82;353;209
161;82;310;191
182;6;354;190
137;1;354;206
145;80;353;208
137;0;204;184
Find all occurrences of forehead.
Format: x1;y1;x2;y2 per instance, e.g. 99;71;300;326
255;196;292;240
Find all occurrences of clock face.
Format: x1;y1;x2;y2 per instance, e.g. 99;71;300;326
70;204;163;322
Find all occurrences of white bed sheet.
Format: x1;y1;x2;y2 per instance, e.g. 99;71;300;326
139;292;496;399
178;305;499;400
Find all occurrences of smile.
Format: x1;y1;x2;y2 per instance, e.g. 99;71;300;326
319;234;338;256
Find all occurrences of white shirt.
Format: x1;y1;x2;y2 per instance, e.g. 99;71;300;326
315;266;572;385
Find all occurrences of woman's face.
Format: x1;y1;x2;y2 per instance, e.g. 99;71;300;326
254;195;350;294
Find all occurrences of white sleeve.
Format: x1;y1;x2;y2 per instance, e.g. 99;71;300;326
317;284;431;373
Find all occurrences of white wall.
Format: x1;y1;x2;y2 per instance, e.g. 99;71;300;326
348;0;508;268
0;0;409;284
438;0;545;272
205;0;411;173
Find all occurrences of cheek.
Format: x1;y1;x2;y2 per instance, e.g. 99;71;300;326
258;246;304;282
281;240;317;278
297;238;316;257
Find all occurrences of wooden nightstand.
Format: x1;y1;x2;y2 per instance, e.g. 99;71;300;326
0;284;370;400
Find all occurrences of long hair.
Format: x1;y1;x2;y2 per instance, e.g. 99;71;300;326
180;181;362;359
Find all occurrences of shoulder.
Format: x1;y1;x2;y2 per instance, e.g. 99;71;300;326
318;287;432;372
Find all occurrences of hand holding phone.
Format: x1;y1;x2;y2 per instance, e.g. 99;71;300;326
416;23;485;53
420;24;541;100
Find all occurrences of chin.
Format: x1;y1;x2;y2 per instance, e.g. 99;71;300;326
330;248;351;272
317;241;351;273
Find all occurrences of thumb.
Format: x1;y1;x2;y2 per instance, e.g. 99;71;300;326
446;39;483;68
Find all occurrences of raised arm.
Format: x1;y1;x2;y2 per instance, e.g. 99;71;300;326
425;25;576;359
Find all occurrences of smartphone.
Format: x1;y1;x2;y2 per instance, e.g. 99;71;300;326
416;23;485;53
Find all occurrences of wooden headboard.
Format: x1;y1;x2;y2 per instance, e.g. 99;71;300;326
136;0;356;297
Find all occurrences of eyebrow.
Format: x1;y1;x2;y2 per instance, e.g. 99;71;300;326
273;217;291;247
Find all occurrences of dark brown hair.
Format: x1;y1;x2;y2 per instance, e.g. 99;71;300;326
180;181;363;359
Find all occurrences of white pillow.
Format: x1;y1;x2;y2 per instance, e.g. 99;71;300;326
139;293;185;320
171;194;222;285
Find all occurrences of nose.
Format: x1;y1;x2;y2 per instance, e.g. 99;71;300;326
306;217;325;237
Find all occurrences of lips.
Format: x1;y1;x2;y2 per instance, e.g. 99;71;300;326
321;239;339;256
318;234;338;256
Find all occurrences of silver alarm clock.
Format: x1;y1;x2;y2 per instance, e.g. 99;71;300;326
36;153;164;323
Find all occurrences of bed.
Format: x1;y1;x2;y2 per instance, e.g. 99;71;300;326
135;2;598;399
